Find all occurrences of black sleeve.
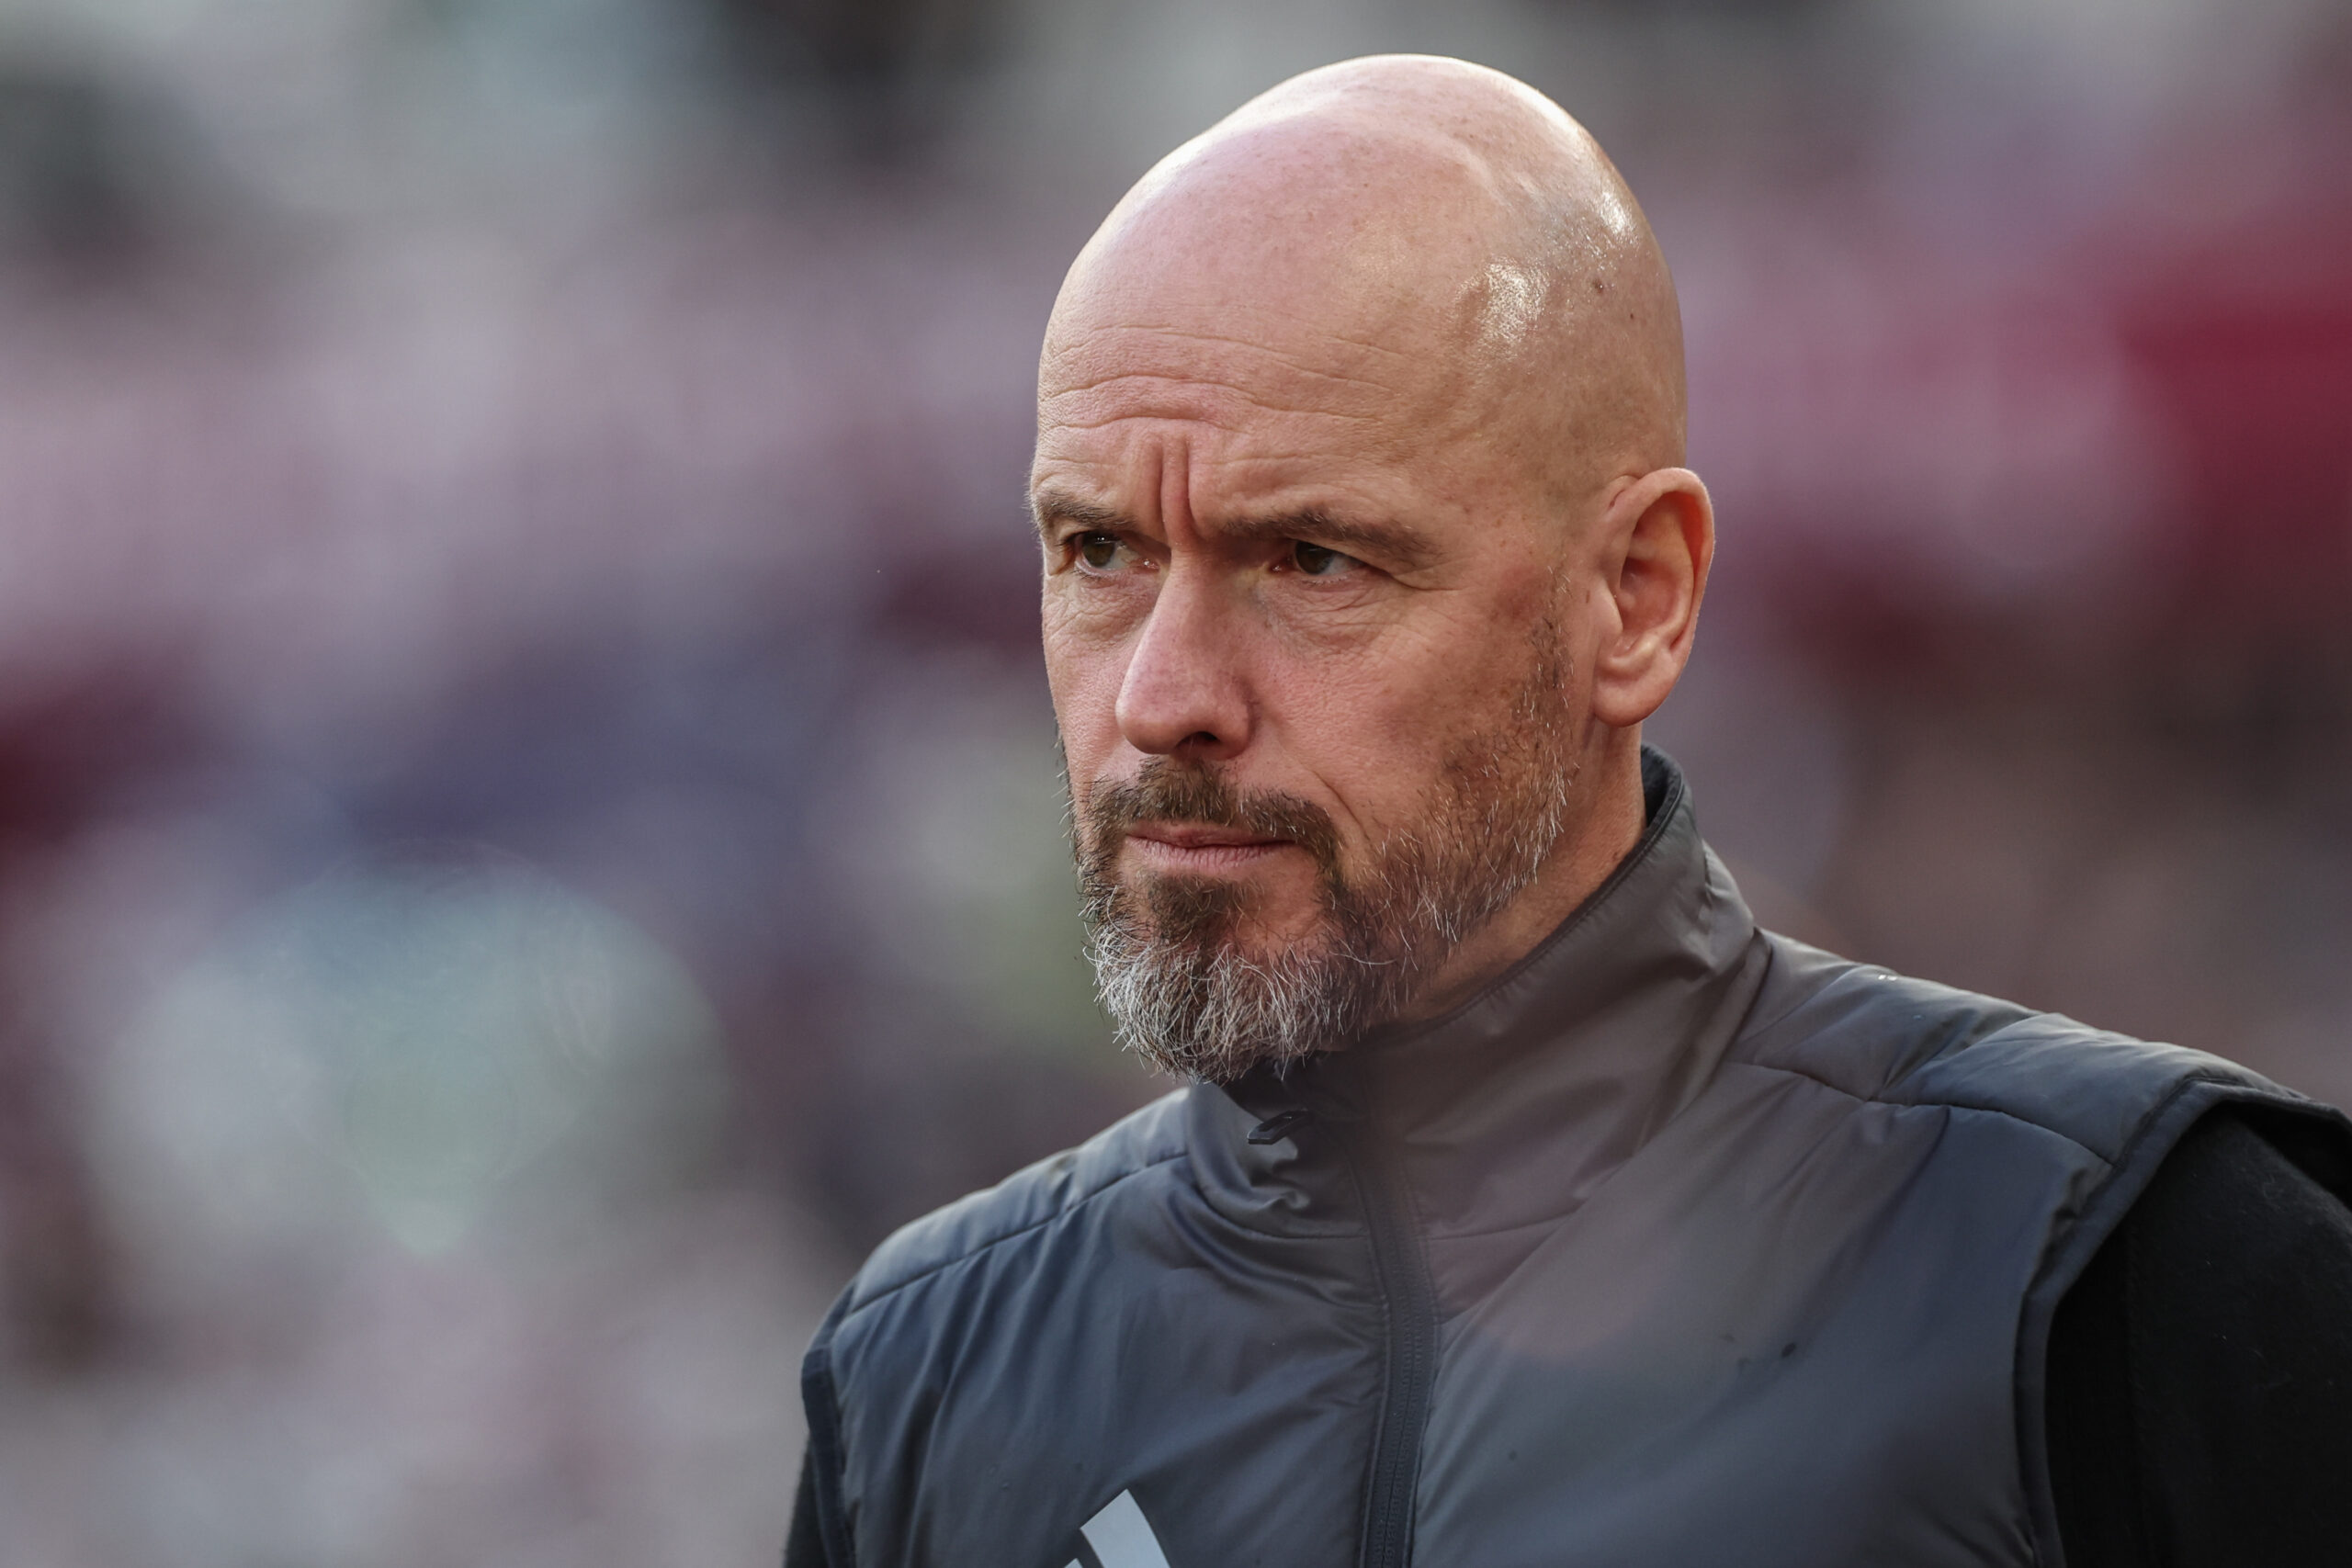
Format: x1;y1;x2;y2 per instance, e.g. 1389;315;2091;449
2047;1109;2352;1568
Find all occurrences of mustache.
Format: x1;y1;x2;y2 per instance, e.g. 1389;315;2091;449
1081;760;1341;877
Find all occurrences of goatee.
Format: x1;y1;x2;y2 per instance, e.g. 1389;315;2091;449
1074;653;1574;1084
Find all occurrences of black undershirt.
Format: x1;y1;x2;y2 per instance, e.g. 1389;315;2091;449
2047;1109;2352;1565
785;1111;2352;1567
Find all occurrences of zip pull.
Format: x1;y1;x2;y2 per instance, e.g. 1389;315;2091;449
1247;1108;1314;1145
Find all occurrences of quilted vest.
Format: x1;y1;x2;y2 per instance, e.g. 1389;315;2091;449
801;749;2352;1567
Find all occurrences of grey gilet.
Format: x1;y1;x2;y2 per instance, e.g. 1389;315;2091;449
798;748;2352;1567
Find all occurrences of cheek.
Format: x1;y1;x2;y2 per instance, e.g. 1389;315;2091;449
1042;602;1129;766
1261;601;1562;825
1253;643;1461;827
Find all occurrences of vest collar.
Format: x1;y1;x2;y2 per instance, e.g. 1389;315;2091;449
1187;747;1771;1239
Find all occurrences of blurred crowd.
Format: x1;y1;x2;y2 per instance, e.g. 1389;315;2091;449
0;0;2344;1562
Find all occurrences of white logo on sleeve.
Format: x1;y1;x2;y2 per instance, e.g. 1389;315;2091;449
1064;1490;1172;1568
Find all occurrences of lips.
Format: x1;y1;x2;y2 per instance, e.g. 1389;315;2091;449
1130;823;1288;851
1125;822;1294;870
1081;763;1342;882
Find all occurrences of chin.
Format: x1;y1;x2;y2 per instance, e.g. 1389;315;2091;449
1126;865;1326;951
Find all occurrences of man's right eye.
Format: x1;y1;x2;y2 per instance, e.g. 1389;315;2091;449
1076;532;1124;570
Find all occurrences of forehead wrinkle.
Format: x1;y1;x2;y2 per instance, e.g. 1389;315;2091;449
1073;326;1410;390
1046;363;1398;406
1045;322;1419;403
1055;315;1425;366
1042;381;1389;430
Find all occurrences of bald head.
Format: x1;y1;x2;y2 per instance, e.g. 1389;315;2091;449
1042;55;1687;509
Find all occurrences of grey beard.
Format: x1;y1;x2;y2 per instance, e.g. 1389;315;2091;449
1074;659;1573;1085
1080;852;1418;1085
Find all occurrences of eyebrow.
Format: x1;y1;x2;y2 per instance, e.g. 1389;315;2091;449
1031;490;1125;537
1031;489;1437;568
1222;509;1436;566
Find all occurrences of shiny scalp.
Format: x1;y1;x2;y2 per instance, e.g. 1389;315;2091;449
1037;53;1690;508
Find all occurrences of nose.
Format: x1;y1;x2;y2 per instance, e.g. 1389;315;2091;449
1114;567;1252;761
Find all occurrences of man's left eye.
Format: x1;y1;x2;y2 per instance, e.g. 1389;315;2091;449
1290;541;1352;577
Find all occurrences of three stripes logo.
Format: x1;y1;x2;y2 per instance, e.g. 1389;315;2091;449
1062;1490;1173;1568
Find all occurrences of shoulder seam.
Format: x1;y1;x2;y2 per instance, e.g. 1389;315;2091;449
1731;1052;2119;1157
1737;1050;2272;1164
843;1146;1190;1318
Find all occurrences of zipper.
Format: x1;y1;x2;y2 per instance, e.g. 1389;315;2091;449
1345;1125;1438;1568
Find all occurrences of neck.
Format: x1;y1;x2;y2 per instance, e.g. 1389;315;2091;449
1400;727;1647;1022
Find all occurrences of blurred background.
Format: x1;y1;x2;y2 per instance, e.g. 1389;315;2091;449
0;0;2345;1561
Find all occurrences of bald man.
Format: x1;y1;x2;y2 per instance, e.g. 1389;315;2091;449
786;58;2352;1568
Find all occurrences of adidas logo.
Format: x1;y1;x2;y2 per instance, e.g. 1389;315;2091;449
1064;1490;1172;1568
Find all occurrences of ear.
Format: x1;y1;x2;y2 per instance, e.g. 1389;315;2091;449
1589;468;1714;728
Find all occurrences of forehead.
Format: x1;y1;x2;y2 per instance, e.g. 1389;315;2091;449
1045;296;1430;438
1033;127;1569;525
1035;319;1476;531
1036;282;1514;531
